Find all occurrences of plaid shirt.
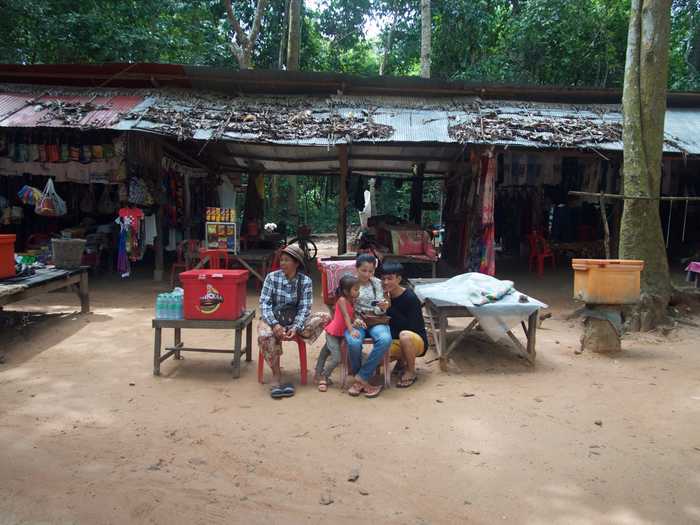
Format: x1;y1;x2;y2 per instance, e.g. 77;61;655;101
259;270;313;332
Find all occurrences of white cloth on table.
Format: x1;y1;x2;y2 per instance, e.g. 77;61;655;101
414;273;548;342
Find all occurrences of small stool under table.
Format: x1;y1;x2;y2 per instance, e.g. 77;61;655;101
152;310;256;378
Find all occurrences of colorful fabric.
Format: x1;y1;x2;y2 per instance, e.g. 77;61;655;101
319;259;357;299
479;155;496;276
257;311;331;368
325;299;355;337
259;269;313;332
686;262;700;273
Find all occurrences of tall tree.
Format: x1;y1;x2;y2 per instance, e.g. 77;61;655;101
420;0;431;78
224;0;269;68
287;0;302;70
285;0;302;230
619;0;673;328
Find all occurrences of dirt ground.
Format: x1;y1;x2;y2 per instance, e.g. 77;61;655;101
1;251;700;524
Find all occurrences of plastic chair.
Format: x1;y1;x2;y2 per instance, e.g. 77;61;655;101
340;337;391;389
241;222;261;251
257;334;308;385
527;231;555;277
170;240;201;287
200;249;229;269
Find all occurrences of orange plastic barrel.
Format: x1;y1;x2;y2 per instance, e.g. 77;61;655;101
571;259;645;304
0;234;16;279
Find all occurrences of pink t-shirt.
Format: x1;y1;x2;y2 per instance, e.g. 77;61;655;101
325;299;354;337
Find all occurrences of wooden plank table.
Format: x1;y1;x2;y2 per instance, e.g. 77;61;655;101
335;252;437;277
383;254;437;278
152;310;255;378
0;267;89;314
231;249;275;283
409;278;538;371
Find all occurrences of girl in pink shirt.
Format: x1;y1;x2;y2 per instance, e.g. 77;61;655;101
314;274;362;392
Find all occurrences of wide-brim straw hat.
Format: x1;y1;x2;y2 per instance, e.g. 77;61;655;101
281;244;305;269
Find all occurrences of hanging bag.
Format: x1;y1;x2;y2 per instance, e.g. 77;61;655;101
98;185;117;215
35;178;67;217
80;184;96;214
273;276;303;327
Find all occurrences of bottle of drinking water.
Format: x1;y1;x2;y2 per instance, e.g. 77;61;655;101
155;294;163;319
176;294;184;319
166;293;175;320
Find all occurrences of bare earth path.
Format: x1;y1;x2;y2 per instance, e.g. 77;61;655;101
1;266;699;524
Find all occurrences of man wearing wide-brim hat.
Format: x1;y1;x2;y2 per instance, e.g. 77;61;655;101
258;244;330;398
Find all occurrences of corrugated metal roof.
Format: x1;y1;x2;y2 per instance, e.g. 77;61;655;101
1;83;699;156
0;92;143;128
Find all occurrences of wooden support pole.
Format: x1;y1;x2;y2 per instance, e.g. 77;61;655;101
338;144;349;255
599;192;611;259
409;163;425;225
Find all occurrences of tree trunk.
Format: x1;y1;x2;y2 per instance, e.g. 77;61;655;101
379;15;396;76
283;0;302;235
420;0;431;78
224;0;269;69
619;0;672;328
278;0;290;69
287;0;301;71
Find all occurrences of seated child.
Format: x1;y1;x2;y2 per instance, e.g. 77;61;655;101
314;274;362;392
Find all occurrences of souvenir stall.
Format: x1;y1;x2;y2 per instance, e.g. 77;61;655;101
0;129;129;275
442;149;617;276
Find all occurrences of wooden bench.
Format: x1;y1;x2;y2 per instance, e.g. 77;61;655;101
152;310;256;378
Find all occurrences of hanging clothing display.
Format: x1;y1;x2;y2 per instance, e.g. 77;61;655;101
479;155;496;276
115;207;145;277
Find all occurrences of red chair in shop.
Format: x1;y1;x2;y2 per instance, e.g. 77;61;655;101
527;231;555;277
199;249;230;270
257;334;308;385
339;338;391;389
170;240;201;287
240;222;261;251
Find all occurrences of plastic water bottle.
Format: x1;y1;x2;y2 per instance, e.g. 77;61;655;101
176;294;184;320
155;294;163;319
166;294;175;320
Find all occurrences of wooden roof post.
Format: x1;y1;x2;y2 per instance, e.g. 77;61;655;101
338;144;349;255
409;162;425;225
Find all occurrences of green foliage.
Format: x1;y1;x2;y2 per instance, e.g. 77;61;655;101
1;1;699;89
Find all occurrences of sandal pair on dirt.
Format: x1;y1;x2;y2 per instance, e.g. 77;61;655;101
348;381;383;398
270;383;295;399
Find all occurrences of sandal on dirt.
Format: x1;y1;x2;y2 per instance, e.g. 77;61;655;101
397;375;417;388
281;383;295;397
270;386;286;399
318;379;328;392
348;382;365;397
364;384;383;398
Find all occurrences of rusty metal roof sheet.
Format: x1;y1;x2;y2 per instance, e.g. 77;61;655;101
0;91;144;128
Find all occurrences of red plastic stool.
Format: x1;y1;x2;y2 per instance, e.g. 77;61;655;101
258;334;308;385
340;338;391;389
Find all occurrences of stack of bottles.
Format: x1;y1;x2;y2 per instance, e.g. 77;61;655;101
155;289;184;320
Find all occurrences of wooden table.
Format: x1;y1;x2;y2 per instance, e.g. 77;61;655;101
152;310;255;378
0;267;89;314
231;249;275;283
383;254;437;277
409;278;538;370
337;252;437;277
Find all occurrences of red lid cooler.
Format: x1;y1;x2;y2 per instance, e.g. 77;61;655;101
180;269;249;320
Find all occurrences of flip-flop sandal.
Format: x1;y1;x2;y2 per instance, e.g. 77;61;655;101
270;386;285;399
364;384;383;398
281;384;295;397
348;382;364;397
318;380;328;392
397;375;417;388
